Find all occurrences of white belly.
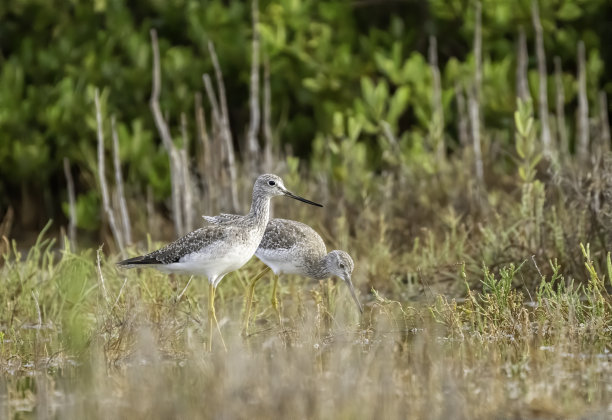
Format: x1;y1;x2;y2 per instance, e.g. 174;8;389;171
159;242;256;279
256;251;306;276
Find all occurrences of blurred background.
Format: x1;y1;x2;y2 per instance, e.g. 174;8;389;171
4;3;612;416
0;0;611;256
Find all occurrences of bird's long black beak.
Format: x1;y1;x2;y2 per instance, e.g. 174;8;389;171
283;190;323;207
343;275;364;314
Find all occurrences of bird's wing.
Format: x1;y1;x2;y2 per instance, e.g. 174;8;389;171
258;218;311;251
202;213;241;225
118;226;232;266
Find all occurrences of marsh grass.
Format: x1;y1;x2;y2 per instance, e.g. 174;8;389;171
1;221;611;419
2;99;612;418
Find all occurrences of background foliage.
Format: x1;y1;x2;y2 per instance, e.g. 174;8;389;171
1;3;612;417
1;0;610;234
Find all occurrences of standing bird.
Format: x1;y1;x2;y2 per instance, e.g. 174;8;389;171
203;215;363;333
117;174;322;350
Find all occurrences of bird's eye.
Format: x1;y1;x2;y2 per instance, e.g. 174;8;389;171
339;263;345;269
268;180;276;186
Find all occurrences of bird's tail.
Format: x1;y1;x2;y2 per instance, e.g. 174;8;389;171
117;255;157;267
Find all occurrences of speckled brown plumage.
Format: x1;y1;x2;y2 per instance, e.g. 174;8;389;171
117;174;322;285
118;225;244;265
203;214;362;312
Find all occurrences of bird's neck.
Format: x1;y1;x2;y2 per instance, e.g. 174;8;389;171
246;191;271;230
310;254;332;280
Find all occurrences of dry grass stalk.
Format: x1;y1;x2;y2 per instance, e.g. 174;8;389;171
381;121;400;155
531;0;552;157
180;113;194;232
63;157;77;248
112;277;128;309
516;27;529;102
468;86;484;184
0;207;14;258
211;105;228;208
149;28;185;236
455;81;469;147
146;185;154;235
207;42;240;212
577;40;589;163
473;1;482;99
94;88;125;254
31;290;42;329
246;0;261;174
470;2;484;185
554;57;569;158
111;116;132;246
202;71;239;212
208;42;232;151
203;73;231;211
262;55;273;172
202;75;222;131
598;91;610;150
96;246;110;304
428;35;445;161
195;92;214;215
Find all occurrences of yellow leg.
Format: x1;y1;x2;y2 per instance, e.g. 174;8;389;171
208;283;214;352
208;283;227;352
270;275;282;323
242;267;271;336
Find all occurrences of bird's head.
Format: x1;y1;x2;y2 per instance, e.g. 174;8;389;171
254;174;322;207
327;250;362;313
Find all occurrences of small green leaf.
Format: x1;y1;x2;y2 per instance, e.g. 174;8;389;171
361;77;376;107
557;2;582;21
525;118;534;136
514;111;525;136
332;112;344;138
387;86;411;126
328;141;339;154
302;78;321;92
347;116;363;142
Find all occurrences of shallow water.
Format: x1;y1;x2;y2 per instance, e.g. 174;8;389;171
1;312;611;420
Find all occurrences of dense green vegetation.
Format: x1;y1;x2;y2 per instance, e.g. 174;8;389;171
1;0;611;233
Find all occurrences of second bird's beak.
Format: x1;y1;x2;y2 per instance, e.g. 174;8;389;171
343;275;364;314
282;189;323;207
